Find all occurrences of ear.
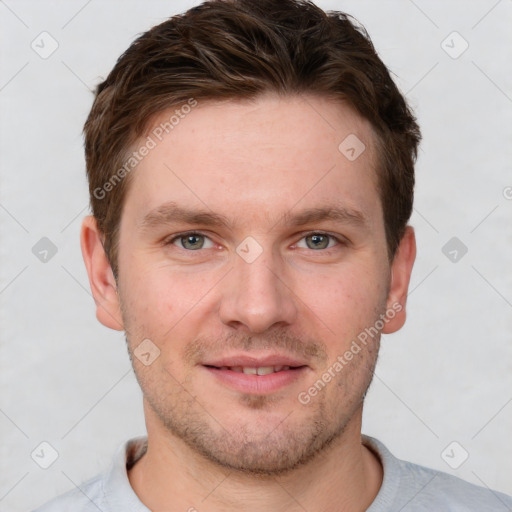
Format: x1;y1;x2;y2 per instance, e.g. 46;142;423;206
80;215;124;331
382;226;416;334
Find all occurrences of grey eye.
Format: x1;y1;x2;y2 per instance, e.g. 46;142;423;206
304;234;333;250
173;233;214;250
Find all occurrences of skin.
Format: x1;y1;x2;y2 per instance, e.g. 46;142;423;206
81;93;416;512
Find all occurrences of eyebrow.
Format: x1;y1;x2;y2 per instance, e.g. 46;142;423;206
138;201;368;232
283;205;367;228
139;202;233;232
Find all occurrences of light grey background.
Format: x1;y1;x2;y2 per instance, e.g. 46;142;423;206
1;1;511;511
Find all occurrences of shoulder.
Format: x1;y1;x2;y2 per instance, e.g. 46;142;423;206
31;436;148;512
397;458;512;510
31;472;107;512
364;435;512;511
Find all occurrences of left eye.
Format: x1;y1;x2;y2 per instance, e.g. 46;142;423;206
296;233;340;250
169;233;215;250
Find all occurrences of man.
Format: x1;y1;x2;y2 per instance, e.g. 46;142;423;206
33;0;512;510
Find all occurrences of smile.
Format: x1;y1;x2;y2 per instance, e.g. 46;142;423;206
202;363;308;394
207;365;296;375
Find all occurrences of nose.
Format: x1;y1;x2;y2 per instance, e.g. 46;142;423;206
218;242;298;334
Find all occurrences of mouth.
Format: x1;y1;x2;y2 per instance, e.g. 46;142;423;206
201;355;309;394
204;364;304;375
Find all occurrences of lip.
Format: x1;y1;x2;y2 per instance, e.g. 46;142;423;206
202;353;308;368
201;353;309;395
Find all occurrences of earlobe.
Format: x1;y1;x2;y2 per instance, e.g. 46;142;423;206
80;215;124;331
382;226;416;334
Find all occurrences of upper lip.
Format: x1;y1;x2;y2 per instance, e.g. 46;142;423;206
202;353;309;368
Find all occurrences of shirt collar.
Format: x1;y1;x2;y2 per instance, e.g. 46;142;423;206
103;436;149;511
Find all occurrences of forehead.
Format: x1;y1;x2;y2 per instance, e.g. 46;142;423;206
122;93;381;230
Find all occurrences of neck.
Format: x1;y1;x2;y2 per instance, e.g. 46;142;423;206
128;403;383;512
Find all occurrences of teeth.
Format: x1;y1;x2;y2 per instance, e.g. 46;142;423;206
256;366;275;376
222;366;292;375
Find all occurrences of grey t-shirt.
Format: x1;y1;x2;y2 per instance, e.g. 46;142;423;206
32;435;512;511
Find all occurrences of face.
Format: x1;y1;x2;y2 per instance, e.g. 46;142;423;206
82;93;415;475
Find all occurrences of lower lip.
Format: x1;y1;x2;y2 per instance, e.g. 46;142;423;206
203;366;308;394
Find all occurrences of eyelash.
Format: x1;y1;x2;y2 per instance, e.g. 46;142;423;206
164;230;344;252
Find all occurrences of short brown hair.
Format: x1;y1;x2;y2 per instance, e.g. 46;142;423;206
84;0;421;278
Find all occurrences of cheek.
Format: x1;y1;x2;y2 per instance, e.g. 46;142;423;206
298;263;388;342
121;264;214;343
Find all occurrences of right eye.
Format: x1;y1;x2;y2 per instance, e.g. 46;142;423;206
165;231;215;251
